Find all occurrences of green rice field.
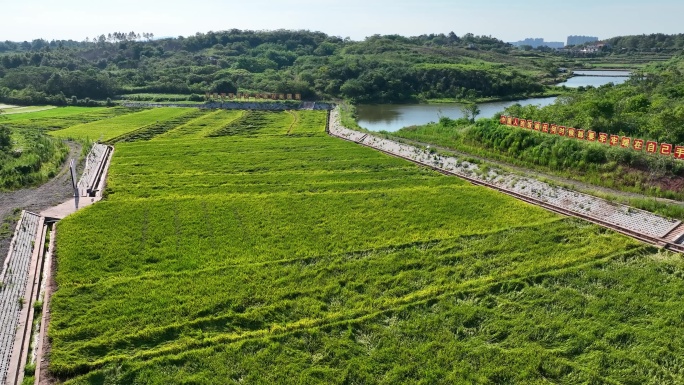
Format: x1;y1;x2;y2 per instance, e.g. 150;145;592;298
28;107;684;384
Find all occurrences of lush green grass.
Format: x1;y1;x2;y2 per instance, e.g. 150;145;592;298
4;107;131;131
0;128;69;190
49;109;679;384
71;250;684;385
155;110;242;139
0;107;107;121
0;107;135;190
50;108;193;141
111;109;209;142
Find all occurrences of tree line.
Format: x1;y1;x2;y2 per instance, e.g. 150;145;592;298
0;29;551;105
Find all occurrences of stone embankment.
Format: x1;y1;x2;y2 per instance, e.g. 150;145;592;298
77;144;110;196
328;108;684;247
0;211;41;384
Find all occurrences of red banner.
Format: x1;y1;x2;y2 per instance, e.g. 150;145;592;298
587;131;596;141
675;146;684;159
558;126;566;136
632;139;643;151
501;117;684;160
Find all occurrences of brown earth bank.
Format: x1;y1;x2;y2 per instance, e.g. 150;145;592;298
0;141;82;266
618;164;684;198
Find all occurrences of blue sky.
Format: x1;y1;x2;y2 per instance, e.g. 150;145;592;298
2;0;682;43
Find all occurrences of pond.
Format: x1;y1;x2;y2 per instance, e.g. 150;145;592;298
556;70;630;88
357;70;633;132
356;97;557;132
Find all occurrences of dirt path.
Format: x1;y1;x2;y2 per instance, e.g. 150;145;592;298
286;110;299;134
390;135;684;206
0;142;82;265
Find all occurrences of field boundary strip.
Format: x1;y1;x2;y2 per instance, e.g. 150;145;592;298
327;108;684;253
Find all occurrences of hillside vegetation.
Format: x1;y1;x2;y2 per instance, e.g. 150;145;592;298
389;56;684;201
0;30;558;104
34;107;684;384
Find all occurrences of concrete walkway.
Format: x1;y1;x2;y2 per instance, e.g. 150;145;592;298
0;212;41;384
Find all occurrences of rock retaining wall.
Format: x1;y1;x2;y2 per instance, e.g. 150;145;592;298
0;211;41;384
328;108;680;240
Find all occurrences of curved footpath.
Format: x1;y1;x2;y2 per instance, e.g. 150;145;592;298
0;144;113;385
328;108;684;252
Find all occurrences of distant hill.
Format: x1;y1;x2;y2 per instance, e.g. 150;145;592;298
0;30;556;104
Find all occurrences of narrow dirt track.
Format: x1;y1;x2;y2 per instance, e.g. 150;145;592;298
0;142;82;265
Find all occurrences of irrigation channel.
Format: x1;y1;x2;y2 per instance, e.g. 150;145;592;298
328;108;684;253
0;144;113;385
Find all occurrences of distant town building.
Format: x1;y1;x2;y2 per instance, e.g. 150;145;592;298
509;38;564;49
580;43;608;53
567;35;599;46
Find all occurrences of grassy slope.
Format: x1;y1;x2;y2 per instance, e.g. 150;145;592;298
389;119;684;206
1;107;106;121
50;108;192;141
48;109;682;384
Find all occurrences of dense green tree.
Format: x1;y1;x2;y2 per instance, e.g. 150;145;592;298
212;79;237;94
0;29;556;104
